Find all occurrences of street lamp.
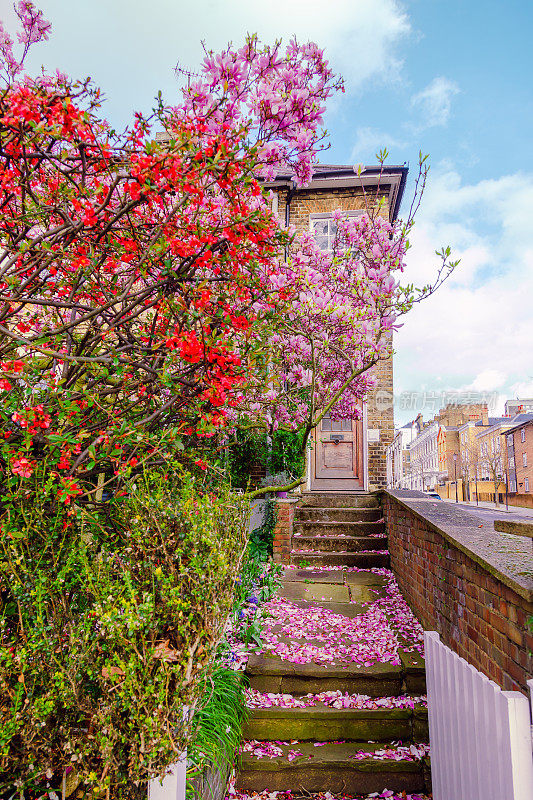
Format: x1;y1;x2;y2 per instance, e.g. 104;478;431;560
453;453;458;503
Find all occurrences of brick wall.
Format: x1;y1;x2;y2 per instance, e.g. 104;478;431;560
366;351;394;490
272;498;297;564
382;491;533;694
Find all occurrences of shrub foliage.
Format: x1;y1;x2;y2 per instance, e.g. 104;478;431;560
0;470;249;791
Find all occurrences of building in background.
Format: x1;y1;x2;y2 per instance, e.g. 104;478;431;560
504;398;533;417
505;415;533;498
475;418;514;502
408;419;441;491
387;419;418;488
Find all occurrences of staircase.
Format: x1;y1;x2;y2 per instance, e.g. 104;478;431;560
236;493;430;797
291;492;389;568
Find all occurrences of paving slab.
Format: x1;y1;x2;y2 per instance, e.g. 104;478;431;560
279;580;351;604
281;568;346;584
343;572;387;602
288;599;367;617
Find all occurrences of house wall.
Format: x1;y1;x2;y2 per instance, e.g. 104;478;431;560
512;423;533;494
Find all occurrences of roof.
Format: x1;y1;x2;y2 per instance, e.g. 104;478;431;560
501;413;533;434
266;163;409;223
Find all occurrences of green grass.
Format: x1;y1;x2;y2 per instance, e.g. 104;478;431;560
187;667;249;793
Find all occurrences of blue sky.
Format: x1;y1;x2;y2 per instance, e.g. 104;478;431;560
2;0;532;425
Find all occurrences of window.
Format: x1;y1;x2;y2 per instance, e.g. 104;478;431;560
507;434;513;447
321;412;351;432
509;456;515;468
525;477;530;492
510;479;517;492
310;210;364;252
311;217;337;251
523;453;527;467
521;428;526;443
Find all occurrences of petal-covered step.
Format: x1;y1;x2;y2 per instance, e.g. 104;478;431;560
243;703;427;743
298;492;380;509
245;653;404;696
237;741;429;796
296;507;383;522
293;534;387;553
293;520;386;536
290;551;390;568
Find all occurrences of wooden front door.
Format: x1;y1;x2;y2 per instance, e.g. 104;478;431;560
311;412;364;490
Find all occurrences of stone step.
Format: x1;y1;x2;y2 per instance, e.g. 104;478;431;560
236;741;429;796
296;507;383;523
299;492;380;509
294;520;386;536
243;704;429;743
292;534;387;553
246;653;404;696
290;551;390;568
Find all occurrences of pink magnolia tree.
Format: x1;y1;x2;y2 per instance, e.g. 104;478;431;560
229;172;456;494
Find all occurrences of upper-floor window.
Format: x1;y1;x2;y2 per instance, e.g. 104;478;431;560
523;452;528;467
310;210;364;252
521;428;526;443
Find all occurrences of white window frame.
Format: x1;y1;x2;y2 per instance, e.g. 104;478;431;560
525;477;530;492
309;210;364;252
523;452;527;467
521;428;526;443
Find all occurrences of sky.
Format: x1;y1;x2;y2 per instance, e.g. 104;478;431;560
1;0;532;425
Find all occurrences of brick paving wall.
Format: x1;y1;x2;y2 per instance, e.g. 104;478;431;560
272;498;297;564
382;492;533;694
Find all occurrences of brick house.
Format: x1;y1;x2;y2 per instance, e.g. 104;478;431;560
267;164;408;491
505;414;533;495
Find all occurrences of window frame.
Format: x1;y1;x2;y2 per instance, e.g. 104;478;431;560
309;210;365;252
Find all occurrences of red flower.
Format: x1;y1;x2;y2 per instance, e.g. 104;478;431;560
1;360;24;373
0;379;12;391
11;457;34;478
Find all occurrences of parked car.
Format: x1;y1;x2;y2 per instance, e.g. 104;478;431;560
425;491;443;500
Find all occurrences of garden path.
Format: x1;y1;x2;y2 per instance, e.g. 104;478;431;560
231;493;432;800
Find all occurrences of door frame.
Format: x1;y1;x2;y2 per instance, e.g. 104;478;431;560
306;401;368;491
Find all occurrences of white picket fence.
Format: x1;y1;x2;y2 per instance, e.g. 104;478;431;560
425;631;533;800
148;753;187;800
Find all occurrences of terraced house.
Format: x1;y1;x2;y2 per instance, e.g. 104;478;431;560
267;164;408;492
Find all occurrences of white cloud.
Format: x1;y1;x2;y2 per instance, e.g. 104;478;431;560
509;379;533;399
350;126;406;163
410;76;460;127
394;166;533;423
468;370;507;392
174;0;412;91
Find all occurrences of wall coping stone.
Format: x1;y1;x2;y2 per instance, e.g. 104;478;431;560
381;489;533;602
